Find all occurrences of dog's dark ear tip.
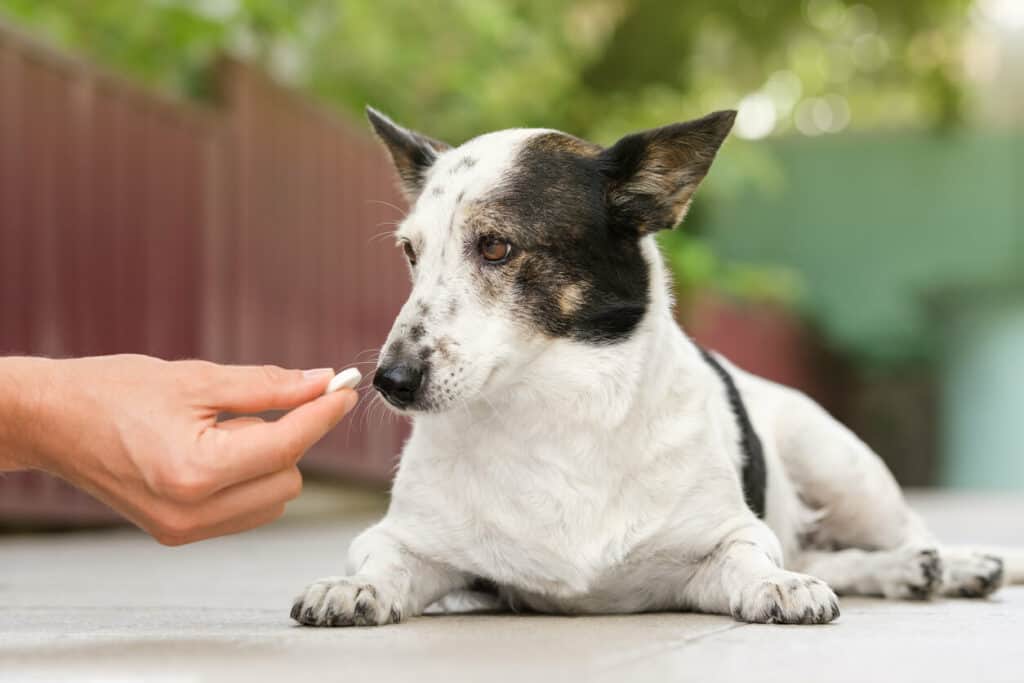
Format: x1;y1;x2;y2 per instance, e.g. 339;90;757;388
709;109;738;133
366;106;406;140
363;109;450;201
365;105;387;128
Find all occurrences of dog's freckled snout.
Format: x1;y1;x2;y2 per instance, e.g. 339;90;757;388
374;364;424;408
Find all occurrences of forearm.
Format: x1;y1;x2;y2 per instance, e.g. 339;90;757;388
0;357;57;471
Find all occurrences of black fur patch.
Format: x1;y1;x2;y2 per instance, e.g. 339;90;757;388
698;348;767;518
470;133;650;344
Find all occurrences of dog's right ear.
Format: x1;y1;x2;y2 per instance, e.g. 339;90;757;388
366;106;452;202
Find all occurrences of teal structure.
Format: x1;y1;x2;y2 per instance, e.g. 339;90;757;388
703;132;1024;488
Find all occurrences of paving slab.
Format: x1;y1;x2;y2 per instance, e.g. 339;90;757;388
2;488;1022;682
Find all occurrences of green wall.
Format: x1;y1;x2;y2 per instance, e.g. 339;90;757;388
939;292;1024;488
703;131;1024;488
705;132;1024;365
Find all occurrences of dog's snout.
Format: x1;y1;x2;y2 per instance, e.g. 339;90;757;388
373;363;424;408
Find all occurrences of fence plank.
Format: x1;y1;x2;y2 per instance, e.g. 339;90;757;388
217;61;409;481
0;42;29;354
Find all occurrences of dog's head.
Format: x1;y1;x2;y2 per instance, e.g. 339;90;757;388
367;107;735;413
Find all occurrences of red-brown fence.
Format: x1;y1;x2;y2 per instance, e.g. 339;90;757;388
0;24;409;525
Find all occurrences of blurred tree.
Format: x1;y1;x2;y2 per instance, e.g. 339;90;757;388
0;0;974;139
0;0;976;306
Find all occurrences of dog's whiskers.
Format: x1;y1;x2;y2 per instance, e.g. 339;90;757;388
367;198;408;218
369;228;400;244
351;347;382;361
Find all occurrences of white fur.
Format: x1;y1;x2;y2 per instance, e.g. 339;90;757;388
293;130;1012;627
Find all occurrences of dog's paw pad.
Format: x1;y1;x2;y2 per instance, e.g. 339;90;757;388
943;553;1004;599
291;576;402;627
732;571;840;625
881;547;943;600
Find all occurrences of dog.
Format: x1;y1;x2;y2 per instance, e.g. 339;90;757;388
292;107;1021;626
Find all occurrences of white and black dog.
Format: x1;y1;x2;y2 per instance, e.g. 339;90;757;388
292;108;1021;626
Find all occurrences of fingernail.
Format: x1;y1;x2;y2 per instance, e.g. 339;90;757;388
302;368;334;380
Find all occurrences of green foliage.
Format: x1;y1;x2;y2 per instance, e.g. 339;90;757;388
658;230;805;307
0;0;975;309
0;0;974;138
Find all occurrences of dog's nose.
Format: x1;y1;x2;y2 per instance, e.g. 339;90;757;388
373;364;424;408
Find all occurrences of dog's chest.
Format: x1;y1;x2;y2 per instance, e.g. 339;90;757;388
393;419;701;603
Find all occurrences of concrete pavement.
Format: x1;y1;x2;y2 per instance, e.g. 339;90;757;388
2;488;1022;682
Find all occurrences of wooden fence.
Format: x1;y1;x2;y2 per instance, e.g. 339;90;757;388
0;23;409;524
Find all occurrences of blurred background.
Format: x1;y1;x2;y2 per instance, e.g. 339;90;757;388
1;0;1022;528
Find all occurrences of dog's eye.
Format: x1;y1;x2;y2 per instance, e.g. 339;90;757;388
401;241;417;266
479;237;512;264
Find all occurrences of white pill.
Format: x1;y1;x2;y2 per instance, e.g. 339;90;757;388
325;367;362;395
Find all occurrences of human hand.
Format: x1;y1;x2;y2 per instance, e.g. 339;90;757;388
2;355;357;545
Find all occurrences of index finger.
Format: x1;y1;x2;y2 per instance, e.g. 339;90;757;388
201;389;358;489
205;364;336;414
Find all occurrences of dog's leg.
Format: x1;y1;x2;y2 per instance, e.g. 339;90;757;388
291;524;468;627
760;384;1006;599
755;382;918;550
687;522;840;624
794;547;1004;600
794;547;943;599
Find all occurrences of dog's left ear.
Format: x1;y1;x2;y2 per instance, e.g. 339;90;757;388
600;110;736;235
366;106;452;201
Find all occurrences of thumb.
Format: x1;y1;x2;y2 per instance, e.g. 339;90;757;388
208;365;336;413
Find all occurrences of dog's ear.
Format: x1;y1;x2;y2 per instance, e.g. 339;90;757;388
599;110;736;235
366;106;452;201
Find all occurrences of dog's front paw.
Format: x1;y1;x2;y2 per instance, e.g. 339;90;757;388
731;571;840;625
291;576;402;627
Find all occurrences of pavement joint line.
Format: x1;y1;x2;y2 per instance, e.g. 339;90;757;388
595;621;747;673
